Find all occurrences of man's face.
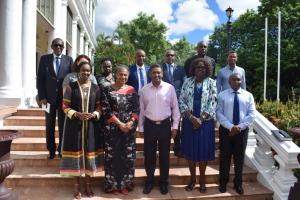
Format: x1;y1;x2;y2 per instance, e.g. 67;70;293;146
197;42;207;56
229;74;242;91
150;67;163;85
227;53;237;67
102;60;112;74
165;50;175;64
51;39;64;56
136;50;146;66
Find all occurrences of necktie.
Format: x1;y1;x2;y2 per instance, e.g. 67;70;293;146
55;57;61;75
139;67;145;88
168;64;173;82
233;91;240;125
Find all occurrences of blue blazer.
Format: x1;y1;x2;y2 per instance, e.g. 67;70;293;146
162;63;185;98
37;54;73;104
127;64;150;92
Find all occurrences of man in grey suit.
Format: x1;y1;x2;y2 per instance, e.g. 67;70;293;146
37;38;73;159
162;49;185;157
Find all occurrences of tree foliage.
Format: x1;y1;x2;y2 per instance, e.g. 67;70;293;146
94;13;195;74
208;0;300;101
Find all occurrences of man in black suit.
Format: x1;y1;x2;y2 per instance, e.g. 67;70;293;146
127;49;150;93
184;41;216;78
162;49;185;157
37;38;73;159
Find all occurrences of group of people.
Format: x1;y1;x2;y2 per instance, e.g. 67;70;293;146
36;38;255;199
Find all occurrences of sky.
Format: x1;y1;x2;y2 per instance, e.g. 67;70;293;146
95;0;260;44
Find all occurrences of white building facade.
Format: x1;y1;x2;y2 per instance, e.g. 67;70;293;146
0;0;98;107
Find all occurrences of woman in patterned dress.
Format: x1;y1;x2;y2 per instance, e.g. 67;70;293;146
179;58;217;193
101;65;139;194
60;62;103;199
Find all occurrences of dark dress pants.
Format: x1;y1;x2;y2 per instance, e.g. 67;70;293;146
172;118;182;155
219;125;248;187
144;118;171;186
45;98;65;155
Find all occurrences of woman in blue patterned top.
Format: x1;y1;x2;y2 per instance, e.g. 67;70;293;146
179;58;217;193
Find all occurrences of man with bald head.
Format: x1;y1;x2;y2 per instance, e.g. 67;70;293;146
127;49;150;93
216;73;255;195
184;41;216;78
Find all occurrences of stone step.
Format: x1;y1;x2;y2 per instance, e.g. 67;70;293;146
3;116;47;126
0;126;58;137
5;165;257;187
11;151;220;168
11;137;220;152
13;108;44;116
7;182;273;200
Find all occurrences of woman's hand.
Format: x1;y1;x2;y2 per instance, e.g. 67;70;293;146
118;122;130;134
75;112;95;121
190;115;202;130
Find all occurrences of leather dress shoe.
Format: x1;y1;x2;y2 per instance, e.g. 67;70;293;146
159;185;168;195
48;152;55;160
143;182;153;194
218;184;226;193
234;185;244;195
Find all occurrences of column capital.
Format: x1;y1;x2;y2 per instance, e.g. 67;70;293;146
72;16;79;24
62;0;68;7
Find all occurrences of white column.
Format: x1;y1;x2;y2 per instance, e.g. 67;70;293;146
52;0;68;54
79;31;85;54
88;46;92;60
0;0;23;106
89;0;93;23
86;0;90;16
84;41;89;56
71;16;79;60
22;0;37;107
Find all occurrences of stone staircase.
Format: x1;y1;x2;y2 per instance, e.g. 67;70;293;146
2;108;273;200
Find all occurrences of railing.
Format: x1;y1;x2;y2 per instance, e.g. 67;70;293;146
245;111;300;200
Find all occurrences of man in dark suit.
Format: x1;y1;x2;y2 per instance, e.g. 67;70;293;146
37;38;73;159
162;49;185;157
127;49;150;93
184;41;216;78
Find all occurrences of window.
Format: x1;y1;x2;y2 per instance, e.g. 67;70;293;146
37;0;54;24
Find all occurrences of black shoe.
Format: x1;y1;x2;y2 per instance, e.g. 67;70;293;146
58;153;62;159
143;182;153;194
48;152;55;160
218;184;226;193
159;185;168;195
234;185;244;195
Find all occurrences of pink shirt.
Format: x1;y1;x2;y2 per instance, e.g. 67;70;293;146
138;81;180;132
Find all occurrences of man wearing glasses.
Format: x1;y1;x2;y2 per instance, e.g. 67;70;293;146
184;41;216;78
162;49;185;157
37;38;73;159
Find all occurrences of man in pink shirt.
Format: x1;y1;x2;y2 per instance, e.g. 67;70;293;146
138;64;180;195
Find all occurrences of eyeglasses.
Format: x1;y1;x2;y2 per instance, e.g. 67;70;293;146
53;44;64;48
166;54;175;57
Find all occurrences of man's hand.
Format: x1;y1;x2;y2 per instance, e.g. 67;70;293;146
229;126;241;136
40;99;47;105
171;129;177;139
137;131;144;138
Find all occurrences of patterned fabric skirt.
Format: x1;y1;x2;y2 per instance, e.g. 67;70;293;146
60;119;104;177
104;125;136;192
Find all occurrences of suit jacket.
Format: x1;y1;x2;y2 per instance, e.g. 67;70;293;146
162;63;185;98
37;54;73;105
127;64;150;92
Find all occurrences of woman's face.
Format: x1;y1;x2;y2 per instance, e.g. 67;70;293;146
77;57;89;65
194;62;206;80
79;64;91;81
115;68;129;85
